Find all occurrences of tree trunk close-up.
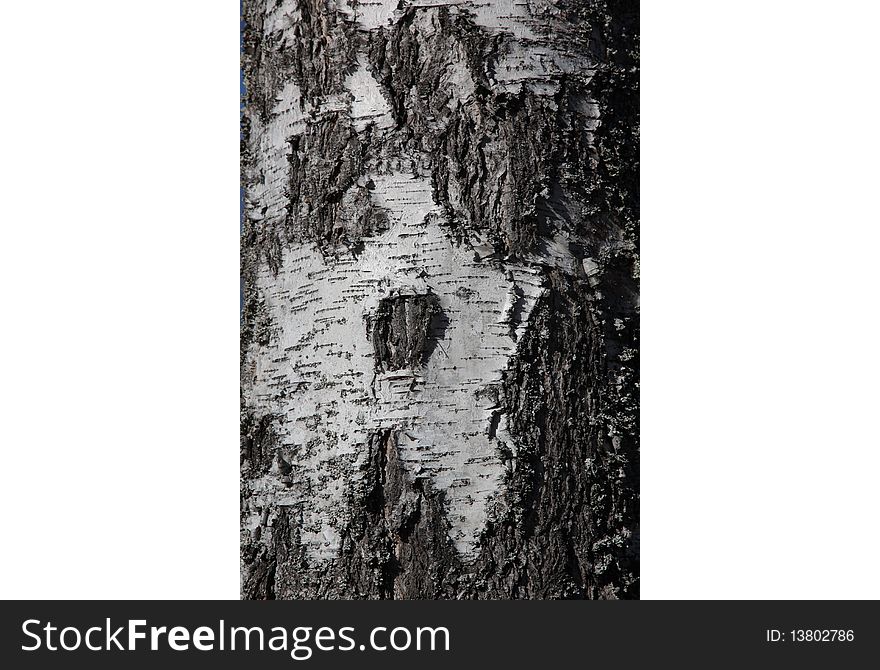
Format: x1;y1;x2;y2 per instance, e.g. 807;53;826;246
241;0;638;599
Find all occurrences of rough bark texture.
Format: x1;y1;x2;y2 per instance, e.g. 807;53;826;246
241;0;638;599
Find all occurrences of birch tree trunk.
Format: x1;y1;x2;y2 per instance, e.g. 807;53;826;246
241;0;638;599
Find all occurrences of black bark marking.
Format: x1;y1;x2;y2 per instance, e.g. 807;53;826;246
369;293;443;372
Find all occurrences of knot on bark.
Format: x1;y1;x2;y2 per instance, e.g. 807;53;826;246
369;293;443;372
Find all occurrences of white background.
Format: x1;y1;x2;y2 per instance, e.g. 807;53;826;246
1;1;878;599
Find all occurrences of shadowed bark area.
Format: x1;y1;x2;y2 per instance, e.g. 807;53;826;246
241;0;638;599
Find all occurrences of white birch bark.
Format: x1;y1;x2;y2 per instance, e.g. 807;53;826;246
241;0;639;599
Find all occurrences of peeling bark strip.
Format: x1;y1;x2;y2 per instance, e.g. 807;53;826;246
241;0;639;599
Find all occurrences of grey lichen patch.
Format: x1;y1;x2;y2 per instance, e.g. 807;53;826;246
368;293;441;372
